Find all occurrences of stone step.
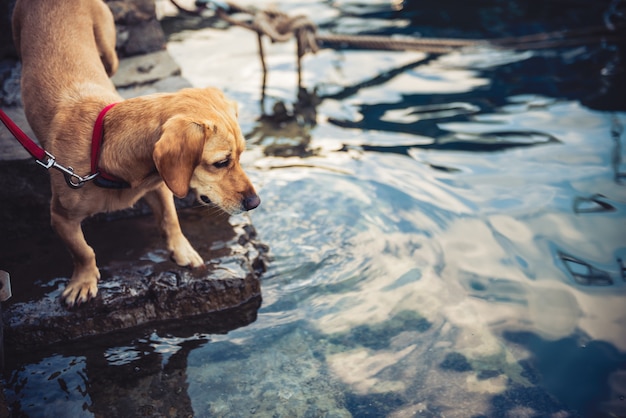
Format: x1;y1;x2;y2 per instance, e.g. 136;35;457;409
0;159;268;352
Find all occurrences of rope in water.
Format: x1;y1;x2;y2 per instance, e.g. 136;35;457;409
169;0;624;87
171;0;623;52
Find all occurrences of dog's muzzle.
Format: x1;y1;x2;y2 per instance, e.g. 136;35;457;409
199;194;260;212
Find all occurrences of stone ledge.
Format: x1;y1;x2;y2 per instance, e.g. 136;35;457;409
1;205;268;351
3;227;266;351
112;49;183;89
0;160;268;352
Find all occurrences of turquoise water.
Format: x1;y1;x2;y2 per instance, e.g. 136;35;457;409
4;0;626;416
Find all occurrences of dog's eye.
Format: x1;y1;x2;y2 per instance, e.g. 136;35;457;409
213;158;230;169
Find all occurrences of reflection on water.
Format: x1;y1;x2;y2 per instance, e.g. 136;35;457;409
4;0;626;416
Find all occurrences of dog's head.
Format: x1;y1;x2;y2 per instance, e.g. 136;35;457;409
153;88;260;214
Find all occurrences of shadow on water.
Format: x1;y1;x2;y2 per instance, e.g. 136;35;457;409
503;331;626;417
3;296;260;417
250;60;566;161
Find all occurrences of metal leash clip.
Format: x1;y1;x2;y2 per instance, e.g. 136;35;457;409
36;151;99;189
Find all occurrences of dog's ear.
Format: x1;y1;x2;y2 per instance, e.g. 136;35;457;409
153;116;206;198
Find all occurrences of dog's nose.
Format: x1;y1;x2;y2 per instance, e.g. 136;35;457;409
243;194;261;211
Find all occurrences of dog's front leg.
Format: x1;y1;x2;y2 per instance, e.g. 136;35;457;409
51;209;100;307
144;184;204;268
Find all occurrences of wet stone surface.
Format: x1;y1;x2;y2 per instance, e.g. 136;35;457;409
0;159;268;351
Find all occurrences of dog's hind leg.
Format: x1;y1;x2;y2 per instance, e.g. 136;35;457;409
51;208;100;307
92;0;119;76
143;183;204;268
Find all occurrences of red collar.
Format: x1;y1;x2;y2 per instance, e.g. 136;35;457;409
91;103;130;189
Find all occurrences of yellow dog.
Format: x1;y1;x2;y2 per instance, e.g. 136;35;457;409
12;0;260;307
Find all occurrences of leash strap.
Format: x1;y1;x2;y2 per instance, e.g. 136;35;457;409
0;106;127;189
0;109;46;161
0;108;99;188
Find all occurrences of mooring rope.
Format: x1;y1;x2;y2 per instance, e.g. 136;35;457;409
172;0;623;52
208;1;485;54
169;0;624;86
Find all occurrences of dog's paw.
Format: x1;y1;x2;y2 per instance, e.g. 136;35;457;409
62;277;99;308
170;237;204;268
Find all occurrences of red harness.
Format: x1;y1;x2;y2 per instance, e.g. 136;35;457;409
0;104;129;189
